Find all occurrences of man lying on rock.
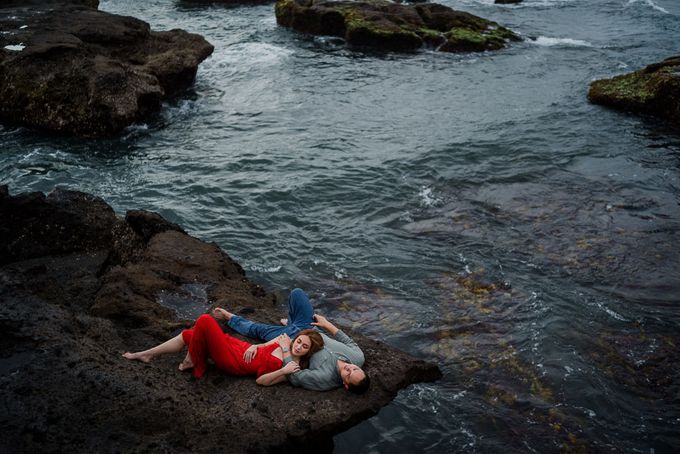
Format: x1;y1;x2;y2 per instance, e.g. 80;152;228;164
213;288;370;394
122;308;324;385
122;288;369;394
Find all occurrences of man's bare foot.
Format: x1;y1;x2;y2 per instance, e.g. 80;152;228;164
280;318;288;326
212;307;233;321
122;351;152;363
178;352;194;371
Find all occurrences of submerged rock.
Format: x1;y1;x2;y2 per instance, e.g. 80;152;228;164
275;0;520;52
588;56;680;127
0;186;442;452
0;2;213;137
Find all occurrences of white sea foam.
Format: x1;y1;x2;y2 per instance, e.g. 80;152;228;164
418;186;441;207
628;0;669;14
596;301;627;321
217;43;293;68
4;43;25;52
531;36;593;47
247;263;282;273
19;25;28;29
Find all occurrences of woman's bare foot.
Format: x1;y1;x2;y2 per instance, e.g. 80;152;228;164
178;352;194;371
212;307;233;321
122;351;153;363
280;318;288;326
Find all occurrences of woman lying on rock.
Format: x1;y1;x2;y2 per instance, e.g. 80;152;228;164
122;313;324;385
215;288;370;394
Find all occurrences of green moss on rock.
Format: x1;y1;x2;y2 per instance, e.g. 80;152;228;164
588;56;680;127
275;0;518;53
442;25;517;52
590;73;654;106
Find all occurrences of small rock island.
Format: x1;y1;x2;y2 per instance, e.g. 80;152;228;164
588;56;680;128
0;1;213;137
275;0;520;52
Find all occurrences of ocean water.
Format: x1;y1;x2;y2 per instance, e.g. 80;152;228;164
2;0;679;451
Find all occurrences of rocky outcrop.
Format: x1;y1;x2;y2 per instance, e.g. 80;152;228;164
0;186;442;452
588;56;680;127
275;0;520;52
0;2;213;137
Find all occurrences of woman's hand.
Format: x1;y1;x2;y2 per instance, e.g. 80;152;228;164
243;344;258;363
277;333;291;350
282;361;300;374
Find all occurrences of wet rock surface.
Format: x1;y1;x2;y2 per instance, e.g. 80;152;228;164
275;0;520;52
589;56;680;128
0;1;213;137
0;186;442;452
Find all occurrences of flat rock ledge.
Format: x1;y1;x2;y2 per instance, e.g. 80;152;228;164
275;0;520;52
588;56;680;128
0;1;214;137
0;186;442;453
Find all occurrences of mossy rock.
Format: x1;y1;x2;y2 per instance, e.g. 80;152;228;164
275;0;520;53
588;56;680;127
0;4;213;137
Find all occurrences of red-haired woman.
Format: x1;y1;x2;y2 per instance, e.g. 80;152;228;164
122;314;324;385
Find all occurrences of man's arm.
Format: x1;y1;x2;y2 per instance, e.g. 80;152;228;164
287;367;338;391
313;314;364;366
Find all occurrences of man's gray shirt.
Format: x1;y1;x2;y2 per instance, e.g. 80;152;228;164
287;329;365;391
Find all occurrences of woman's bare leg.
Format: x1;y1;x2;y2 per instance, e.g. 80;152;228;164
122;333;185;363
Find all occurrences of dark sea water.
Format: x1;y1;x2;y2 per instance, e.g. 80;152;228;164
2;0;680;451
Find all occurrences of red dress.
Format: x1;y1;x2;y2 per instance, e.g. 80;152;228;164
182;314;283;378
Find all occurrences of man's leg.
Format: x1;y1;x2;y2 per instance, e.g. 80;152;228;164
227;315;288;342
219;288;314;341
287;288;314;330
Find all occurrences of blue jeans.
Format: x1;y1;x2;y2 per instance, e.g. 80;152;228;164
227;288;314;341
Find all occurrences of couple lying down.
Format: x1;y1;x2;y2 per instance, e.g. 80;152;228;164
123;288;370;394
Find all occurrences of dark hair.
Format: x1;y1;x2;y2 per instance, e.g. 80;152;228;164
347;373;370;395
292;329;324;370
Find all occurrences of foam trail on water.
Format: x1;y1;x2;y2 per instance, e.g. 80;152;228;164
628;0;669;14
531;36;593;47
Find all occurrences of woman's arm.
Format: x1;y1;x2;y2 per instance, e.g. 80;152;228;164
256;361;300;386
255;372;288;386
245;334;290;363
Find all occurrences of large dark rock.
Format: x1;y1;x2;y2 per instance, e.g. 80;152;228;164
0;3;213;137
588;56;680;127
275;0;520;52
0;187;442;452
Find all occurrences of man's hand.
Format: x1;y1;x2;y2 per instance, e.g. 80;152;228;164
311;314;338;335
277;333;291;350
243;344;258;363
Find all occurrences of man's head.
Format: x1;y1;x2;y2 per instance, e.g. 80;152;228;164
340;362;370;394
